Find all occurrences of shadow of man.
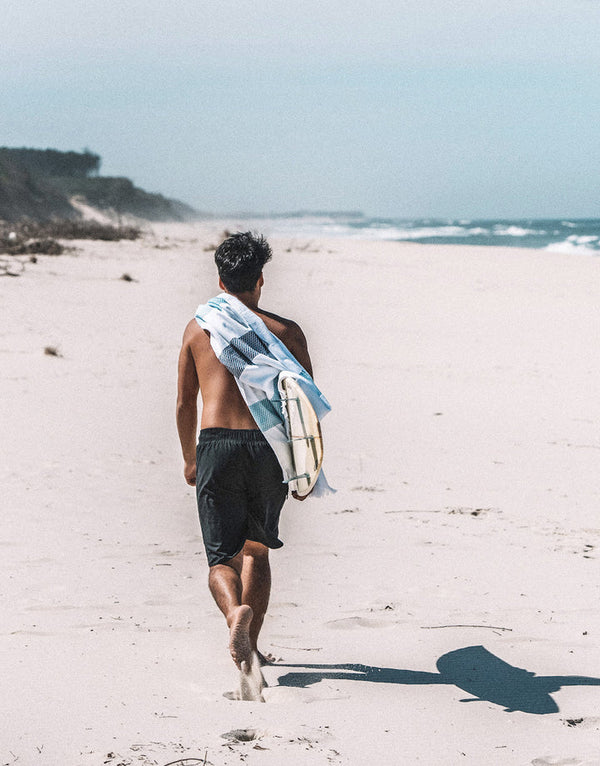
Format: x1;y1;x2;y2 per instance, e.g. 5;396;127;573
275;645;600;714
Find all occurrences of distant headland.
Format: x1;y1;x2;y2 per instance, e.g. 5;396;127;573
0;147;199;223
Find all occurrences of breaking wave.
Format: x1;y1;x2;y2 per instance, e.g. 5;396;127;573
224;213;600;254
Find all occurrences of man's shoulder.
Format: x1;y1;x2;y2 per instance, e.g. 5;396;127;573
182;318;210;347
256;306;311;372
256;308;305;344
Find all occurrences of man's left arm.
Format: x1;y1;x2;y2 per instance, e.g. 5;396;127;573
176;324;200;486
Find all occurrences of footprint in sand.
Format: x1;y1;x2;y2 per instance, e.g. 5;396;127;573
562;716;600;730
262;684;350;704
325;616;393;629
221;728;260;742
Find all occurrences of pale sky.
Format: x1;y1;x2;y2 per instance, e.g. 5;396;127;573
2;1;600;217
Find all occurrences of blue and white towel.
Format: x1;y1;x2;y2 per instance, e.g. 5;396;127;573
195;293;334;497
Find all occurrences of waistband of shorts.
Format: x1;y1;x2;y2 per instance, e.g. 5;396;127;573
197;428;267;444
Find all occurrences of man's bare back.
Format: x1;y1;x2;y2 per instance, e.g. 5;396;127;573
177;292;312;485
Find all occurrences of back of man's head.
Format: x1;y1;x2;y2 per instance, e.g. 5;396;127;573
214;231;272;293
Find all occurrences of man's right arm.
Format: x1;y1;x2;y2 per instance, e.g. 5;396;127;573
283;322;313;377
176;321;200;486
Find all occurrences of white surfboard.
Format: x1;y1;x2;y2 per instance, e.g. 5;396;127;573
280;376;324;497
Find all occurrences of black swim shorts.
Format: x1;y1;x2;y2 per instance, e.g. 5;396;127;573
195;428;288;566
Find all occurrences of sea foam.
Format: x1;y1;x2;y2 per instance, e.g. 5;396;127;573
226;214;600;254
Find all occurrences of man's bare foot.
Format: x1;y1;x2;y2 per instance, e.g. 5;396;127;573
229;605;253;669
239;652;266;702
256;649;278;666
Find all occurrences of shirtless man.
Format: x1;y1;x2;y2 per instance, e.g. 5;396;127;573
176;232;312;672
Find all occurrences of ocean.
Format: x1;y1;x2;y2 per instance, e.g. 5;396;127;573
229;214;600;255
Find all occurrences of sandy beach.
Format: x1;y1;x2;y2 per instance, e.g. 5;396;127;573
2;223;600;765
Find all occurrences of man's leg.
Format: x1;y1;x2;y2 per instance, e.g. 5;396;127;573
208;551;254;669
240;540;271;659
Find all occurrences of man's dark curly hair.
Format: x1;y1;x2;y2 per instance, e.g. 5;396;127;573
214;231;272;293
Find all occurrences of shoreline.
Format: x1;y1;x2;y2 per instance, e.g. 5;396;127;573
147;215;600;257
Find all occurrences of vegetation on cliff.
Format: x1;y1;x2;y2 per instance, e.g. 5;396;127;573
0;147;198;223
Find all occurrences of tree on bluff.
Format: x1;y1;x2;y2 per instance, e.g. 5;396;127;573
0;148;101;178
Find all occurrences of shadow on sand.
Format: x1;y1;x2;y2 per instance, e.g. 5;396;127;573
274;645;600;714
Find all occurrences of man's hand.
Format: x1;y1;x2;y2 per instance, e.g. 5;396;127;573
184;460;196;486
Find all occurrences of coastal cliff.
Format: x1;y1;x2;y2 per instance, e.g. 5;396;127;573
0;147;198;223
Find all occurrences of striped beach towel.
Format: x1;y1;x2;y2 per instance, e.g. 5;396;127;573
195;293;334;498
